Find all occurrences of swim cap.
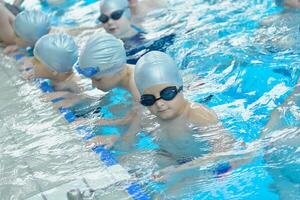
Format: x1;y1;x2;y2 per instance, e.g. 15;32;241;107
78;32;127;78
135;51;183;93
13;10;50;46
100;0;131;19
34;33;78;73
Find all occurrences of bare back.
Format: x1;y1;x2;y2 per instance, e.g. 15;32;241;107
0;4;16;45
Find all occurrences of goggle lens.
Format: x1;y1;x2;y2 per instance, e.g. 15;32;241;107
140;86;183;106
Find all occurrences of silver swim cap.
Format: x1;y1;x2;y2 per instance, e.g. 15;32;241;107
13;10;50;46
78;32;127;78
34;33;78;73
135;51;183;93
100;0;131;19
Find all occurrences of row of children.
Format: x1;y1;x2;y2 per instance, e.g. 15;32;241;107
0;0;299;197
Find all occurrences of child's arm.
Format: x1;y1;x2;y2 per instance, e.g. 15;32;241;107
154;104;253;181
85;111;142;151
51;25;102;37
74;106;139;127
154;128;253;182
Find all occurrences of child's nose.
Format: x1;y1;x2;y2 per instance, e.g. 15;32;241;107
107;18;113;24
155;99;166;108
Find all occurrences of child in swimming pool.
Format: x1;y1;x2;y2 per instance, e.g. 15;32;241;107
64;0;147;50
74;31;140;126
0;2;19;46
66;0;167;37
22;33;100;109
3;10;51;55
87;51;250;184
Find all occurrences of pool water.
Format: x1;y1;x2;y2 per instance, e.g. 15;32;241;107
1;0;300;199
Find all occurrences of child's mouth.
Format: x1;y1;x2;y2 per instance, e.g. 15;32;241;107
158;109;168;113
108;27;117;32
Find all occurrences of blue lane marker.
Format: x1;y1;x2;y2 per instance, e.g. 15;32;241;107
127;183;151;200
92;146;118;166
38;80;150;199
15;54;25;61
51;97;64;103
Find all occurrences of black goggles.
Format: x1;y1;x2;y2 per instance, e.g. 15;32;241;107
140;86;183;107
98;9;126;24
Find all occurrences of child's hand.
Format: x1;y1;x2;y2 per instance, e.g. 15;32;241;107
44;91;69;101
85;135;118;149
17;57;33;67
53;99;77;109
21;68;34;80
4;45;18;54
72;118;92;127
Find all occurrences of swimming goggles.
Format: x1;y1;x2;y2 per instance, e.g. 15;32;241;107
98;8;128;24
75;64;98;78
140;86;183;106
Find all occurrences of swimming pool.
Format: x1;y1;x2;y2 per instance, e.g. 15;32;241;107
1;0;300;199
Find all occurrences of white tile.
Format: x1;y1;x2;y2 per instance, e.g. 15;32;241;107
30;179;88;200
108;164;131;182
25;193;45;200
83;168;119;190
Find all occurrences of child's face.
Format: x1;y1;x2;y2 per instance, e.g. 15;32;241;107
91;71;122;92
284;0;300;8
32;57;56;79
142;84;185;120
101;8;132;38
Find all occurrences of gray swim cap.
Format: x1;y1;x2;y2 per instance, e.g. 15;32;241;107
135;51;183;94
13;10;50;46
34;33;78;73
79;32;127;78
100;0;131;19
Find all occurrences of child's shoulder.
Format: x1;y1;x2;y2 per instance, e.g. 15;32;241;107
187;102;219;126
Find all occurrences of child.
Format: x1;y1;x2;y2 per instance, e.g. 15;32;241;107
23;33;100;111
0;3;18;46
4;10;50;54
78;31;139;98
87;51;249;185
66;0;146;50
98;0;149;51
75;31;140;125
